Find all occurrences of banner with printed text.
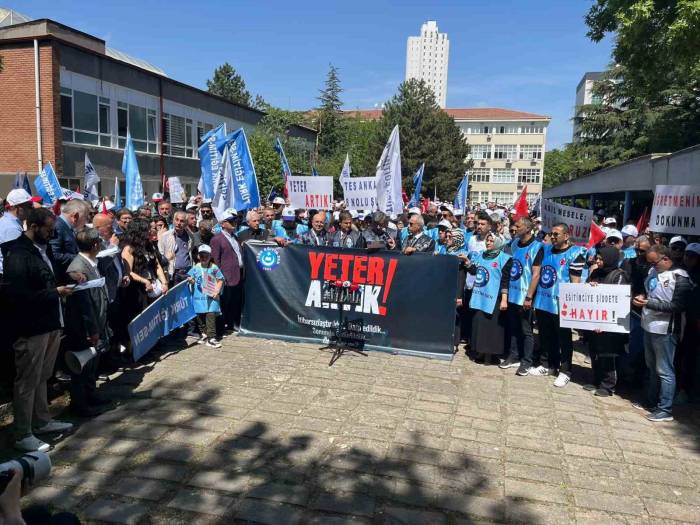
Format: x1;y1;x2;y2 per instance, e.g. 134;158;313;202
649;185;700;235
540;199;593;245
241;243;458;358
558;283;631;333
287;176;334;210
341;177;377;210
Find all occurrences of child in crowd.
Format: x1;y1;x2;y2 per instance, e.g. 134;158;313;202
187;244;224;348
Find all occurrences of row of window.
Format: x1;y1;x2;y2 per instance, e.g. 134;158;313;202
462;124;546;135
470;191;540;206
468;168;541;184
61;87;216;158
469;144;543;160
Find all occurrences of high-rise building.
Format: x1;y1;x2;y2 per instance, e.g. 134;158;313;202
572;71;603;142
406;21;449;108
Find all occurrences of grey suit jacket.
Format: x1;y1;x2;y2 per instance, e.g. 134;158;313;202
66;253;110;343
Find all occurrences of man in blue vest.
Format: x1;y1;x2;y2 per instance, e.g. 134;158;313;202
533;223;585;387
501;216;544;375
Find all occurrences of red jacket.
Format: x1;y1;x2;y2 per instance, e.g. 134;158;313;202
209;233;242;286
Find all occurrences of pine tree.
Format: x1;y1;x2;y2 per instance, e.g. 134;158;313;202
206;63;253;107
316;64;345;158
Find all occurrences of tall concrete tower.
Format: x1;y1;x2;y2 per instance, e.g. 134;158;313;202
406;21;449;108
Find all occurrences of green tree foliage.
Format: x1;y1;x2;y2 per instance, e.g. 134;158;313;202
543;146;601;189
206;63;253;107
315;64;345;158
376;79;469;199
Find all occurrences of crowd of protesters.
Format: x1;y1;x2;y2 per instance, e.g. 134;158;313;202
0;186;698;455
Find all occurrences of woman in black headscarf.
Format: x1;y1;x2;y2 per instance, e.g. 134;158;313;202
585;246;629;396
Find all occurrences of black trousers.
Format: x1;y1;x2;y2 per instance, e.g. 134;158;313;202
220;283;243;334
537;309;573;375
588;331;623;393
507;304;537;368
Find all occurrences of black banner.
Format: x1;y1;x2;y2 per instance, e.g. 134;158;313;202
241;242;459;359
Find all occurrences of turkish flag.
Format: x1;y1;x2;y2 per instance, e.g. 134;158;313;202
636;207;650;234
587;220;606;248
513;185;529;219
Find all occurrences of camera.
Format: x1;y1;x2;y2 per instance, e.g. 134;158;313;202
0;451;52;492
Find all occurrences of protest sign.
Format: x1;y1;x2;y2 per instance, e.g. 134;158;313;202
540;199;593;245
559;283;631;333
287;176;333;210
202;271;218;297
649;185;700;235
242;243;458;358
168;177;186;203
341;177;377;210
128;281;196;361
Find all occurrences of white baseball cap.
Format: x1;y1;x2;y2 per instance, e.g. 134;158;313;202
621;225;638;238
198;244;212;254
281;207;295;220
438;219;452;229
272;197;286;205
349;210;359;219
5;188;32;207
407;207;421;215
606;229;623;241
386;222;397;231
454;209;464;216
603;217;617;225
685;243;700;256
222;208;238;222
152;192;164;202
670;236;688;246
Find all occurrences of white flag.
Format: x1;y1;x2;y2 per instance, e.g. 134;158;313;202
340;153;351;179
211;143;235;222
84;153;100;203
375;125;402;216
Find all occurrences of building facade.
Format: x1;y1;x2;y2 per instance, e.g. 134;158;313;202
572;71;603;142
405;21;449;108
0;15;315;198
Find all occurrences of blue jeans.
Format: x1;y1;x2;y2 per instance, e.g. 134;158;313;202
619;314;644;383
643;330;678;414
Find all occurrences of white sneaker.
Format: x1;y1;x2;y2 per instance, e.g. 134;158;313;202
15;434;51;452
197;334;208;344
553;373;570;388
34;420;73;434
206;338;222;349
528;365;549;376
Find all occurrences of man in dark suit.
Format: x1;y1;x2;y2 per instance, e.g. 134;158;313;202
210;209;244;335
65;228;110;416
49;199;90;283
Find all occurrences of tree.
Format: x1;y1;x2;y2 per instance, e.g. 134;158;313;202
543;146;599;189
315;64;345;158
375;79;469;199
206;63;253;107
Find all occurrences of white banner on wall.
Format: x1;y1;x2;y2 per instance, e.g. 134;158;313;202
558;283;631;334
540;199;593;245
287;176;334;210
649;185;700;235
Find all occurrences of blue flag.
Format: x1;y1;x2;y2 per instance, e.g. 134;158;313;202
197;123;227;199
408;163;424;208
454;173;469;213
312;167;319;177
212;128;261;220
33;162;63;205
267;188;278;203
273;137;292;196
13;173;32;195
122;132;144;210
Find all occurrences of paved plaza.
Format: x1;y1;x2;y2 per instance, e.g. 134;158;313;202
13;336;700;524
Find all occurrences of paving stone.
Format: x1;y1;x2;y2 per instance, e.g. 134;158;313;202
382;504;447;524
311;491;376;517
439;493;506;522
83;498;148;524
628;464;696;487
505;478;569;504
574;508;646;525
573;489;644;515
187;469;252;493
166;488;235;516
26;485;83;510
505;462;565;484
236;498;305;524
643;498;700;522
247;480;311;505
105;476;174;501
505;500;574;525
163;428;222;446
49;467;110;490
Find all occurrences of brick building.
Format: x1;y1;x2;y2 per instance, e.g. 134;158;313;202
0;11;315;197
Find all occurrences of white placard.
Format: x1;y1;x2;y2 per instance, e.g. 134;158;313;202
649;185;700;235
70;277;106;292
341;177;377;210
168;177;186;204
540;198;593;245
559;283;631;333
201;271;218;297
287;176;333;210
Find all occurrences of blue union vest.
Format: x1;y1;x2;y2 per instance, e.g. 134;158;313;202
469;251;511;314
508;238;543;306
534;244;583;315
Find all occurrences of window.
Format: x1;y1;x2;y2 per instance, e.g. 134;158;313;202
493;144;517;160
483;126;490;134
58;177;81;192
472;191;488;204
469;144;491;160
519;145;543;160
526;193;540;206
518;168;541;184
492;191;514;204
162;113;194;158
521;124;544;134
468;168;490;183
60;88;73;143
61;88;111;147
492;168;516;183
118;102;157;152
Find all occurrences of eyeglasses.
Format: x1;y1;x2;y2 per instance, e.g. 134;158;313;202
635;249;647;255
550;232;562;237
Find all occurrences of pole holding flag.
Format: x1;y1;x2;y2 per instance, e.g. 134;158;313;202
375;125;402;216
122;132;144;210
408;163;424;208
273;137;292;198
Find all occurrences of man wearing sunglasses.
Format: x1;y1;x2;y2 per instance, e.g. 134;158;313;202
633;244;692;422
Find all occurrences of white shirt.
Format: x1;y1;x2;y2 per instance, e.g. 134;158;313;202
222;231;243;268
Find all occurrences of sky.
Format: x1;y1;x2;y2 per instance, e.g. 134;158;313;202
9;1;614;149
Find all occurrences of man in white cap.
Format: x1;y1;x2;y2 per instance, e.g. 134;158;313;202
272;196;286;219
620;225;638;259
0;189;34;276
669;236;688;265
603;217;617;230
